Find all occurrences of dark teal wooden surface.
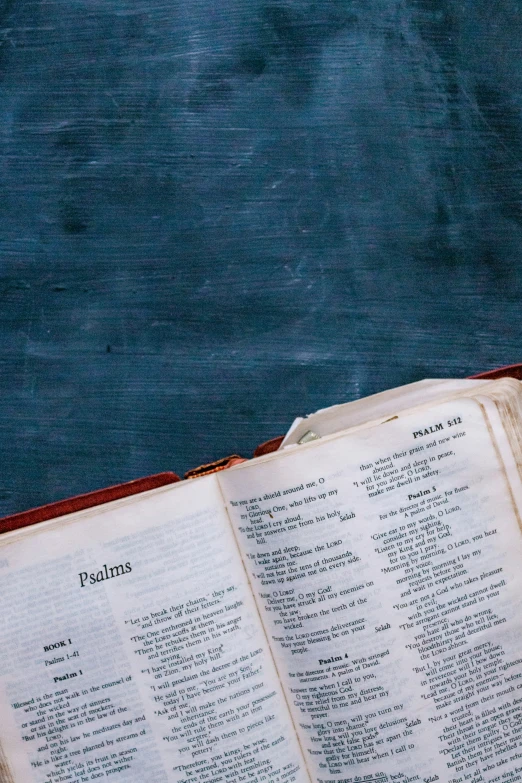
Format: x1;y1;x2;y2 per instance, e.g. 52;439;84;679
1;0;521;514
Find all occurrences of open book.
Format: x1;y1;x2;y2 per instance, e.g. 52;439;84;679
1;375;522;783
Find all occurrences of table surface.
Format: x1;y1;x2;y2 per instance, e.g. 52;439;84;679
1;0;521;515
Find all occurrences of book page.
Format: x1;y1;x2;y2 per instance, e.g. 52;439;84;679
220;398;522;783
0;478;308;783
281;379;490;446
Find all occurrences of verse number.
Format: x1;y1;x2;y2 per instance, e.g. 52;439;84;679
447;417;462;427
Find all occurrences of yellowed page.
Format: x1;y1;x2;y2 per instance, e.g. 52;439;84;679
0;478;308;783
220;398;522;783
282;378;490;445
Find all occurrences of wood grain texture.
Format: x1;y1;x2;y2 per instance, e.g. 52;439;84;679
1;0;521;514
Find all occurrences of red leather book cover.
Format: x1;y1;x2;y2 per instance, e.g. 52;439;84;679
0;472;180;536
470;362;522;381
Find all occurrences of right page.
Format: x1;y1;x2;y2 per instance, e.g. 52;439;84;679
220;396;522;783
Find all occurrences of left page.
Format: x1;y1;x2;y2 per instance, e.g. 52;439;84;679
0;477;308;783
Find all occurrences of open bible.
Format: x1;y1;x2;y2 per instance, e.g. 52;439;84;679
1;375;522;783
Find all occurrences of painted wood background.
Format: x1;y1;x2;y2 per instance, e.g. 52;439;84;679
1;0;521;514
